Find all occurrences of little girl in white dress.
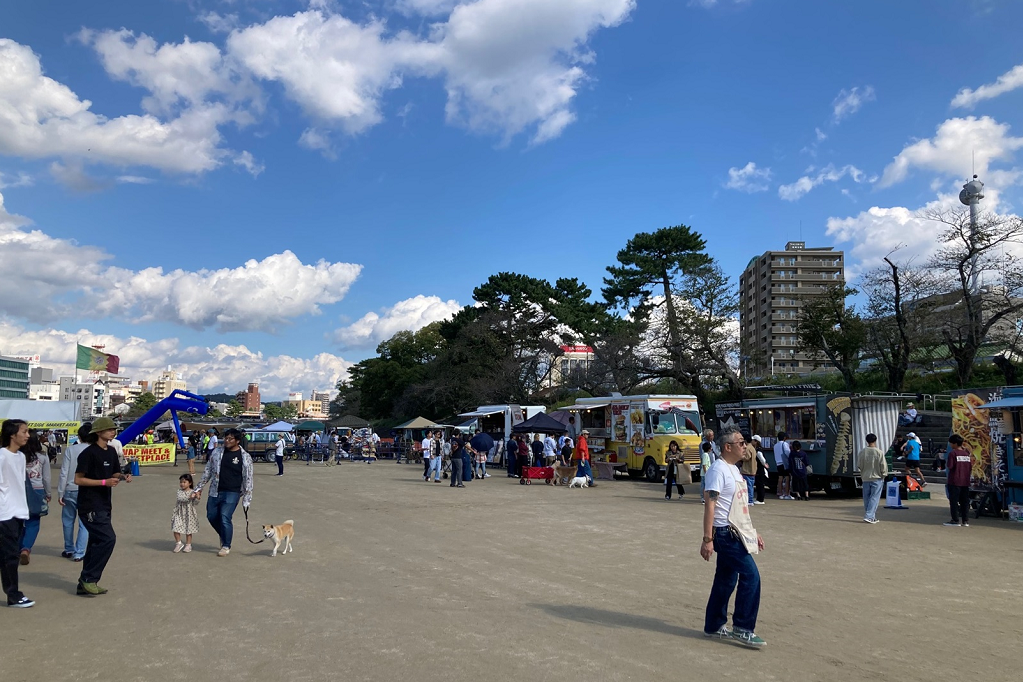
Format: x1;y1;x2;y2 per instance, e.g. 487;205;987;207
172;474;200;553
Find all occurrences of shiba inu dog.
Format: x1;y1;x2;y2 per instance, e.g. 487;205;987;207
262;520;295;557
568;476;590;489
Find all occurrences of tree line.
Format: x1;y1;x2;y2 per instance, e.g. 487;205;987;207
335;206;1023;425
797;206;1023;391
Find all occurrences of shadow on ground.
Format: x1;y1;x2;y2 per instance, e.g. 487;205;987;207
529;603;705;640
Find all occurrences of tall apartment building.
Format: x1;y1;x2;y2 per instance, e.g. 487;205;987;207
152;369;187;400
243;383;261;415
739;241;845;376
0;356;30;399
311;390;331;416
59;377;105;417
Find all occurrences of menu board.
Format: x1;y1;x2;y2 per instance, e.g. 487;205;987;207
611;402;630;442
716;404;751;439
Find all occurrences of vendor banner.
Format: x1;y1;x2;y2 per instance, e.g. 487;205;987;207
951;387;1007;491
0;420;79;433
124;443;176;466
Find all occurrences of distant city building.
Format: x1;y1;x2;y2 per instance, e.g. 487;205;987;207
284;393;328;419
243;383;261;416
152;369;187;400
106;378;143;411
10;354;41;369
311;390;331;415
0;355;30;399
28;366;59;401
739;241;845;376
59;377;105;417
548;345;595;388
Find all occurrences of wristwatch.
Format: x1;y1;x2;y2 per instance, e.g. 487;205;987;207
703;536;713;544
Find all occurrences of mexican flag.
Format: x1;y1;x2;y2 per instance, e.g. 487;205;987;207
76;344;119;374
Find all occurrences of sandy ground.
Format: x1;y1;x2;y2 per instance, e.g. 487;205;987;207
3;460;1021;682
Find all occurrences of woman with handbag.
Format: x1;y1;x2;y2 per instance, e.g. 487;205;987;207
664;441;690;500
19;432;51;565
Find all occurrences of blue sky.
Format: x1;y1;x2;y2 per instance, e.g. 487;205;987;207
1;0;1022;398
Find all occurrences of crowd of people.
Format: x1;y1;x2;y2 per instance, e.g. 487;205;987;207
0;418;260;608
413;429;595;487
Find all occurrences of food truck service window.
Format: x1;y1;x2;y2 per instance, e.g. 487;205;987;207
754;407;815;441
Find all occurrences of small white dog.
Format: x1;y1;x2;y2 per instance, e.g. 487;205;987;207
568;476;590;489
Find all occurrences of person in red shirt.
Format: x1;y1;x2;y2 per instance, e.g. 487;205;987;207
944;435;972;527
575;430;594;485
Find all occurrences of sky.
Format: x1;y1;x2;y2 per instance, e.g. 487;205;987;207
1;0;1022;400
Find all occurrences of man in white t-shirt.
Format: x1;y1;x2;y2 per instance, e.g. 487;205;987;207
773;432;792;500
421;431;433;481
274;435;286;476
701;428;765;649
207;432;218;455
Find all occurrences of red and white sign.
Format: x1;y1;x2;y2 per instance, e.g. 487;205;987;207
656;400;695;411
559;345;594;354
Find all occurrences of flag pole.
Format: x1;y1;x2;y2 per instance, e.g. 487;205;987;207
74;340;80;422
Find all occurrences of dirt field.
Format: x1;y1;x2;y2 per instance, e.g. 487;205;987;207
3;460;1020;682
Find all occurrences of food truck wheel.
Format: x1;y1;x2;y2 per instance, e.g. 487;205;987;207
643;458;662;483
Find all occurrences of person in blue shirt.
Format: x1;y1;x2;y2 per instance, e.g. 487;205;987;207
903;433;926;488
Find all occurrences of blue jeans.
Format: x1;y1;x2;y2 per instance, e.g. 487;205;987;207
427;457;442;481
704;527;761;634
206;491;241;549
862;479;884;521
62;491;89;558
20;516;41;552
744;475;755;504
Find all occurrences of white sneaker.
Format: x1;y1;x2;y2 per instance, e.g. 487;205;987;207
217;547;230;557
173;541;184;553
753;500;765;505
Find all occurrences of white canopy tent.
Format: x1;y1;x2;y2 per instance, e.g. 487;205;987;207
261;420;295;432
0;399;80;426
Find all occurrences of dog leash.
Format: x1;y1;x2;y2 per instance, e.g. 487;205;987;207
243;505;264;544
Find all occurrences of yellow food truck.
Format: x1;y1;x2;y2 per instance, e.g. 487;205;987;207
568;395;703;481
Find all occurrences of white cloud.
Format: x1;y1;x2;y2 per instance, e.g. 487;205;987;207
825;182;1019;276
298;128;336;159
952;63;1023;109
198;11;240;34
778;163;865;201
724;161;771;193
0;191;362;331
832;85;875;122
0;171;33;189
226;3;634;145
116;175;154;184
429;0;635;145
0;38;243;175
396;0;460;15
81;29;256;117
877;116;1023;188
228;11;423;135
333;295;461;349
0;319;351;400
